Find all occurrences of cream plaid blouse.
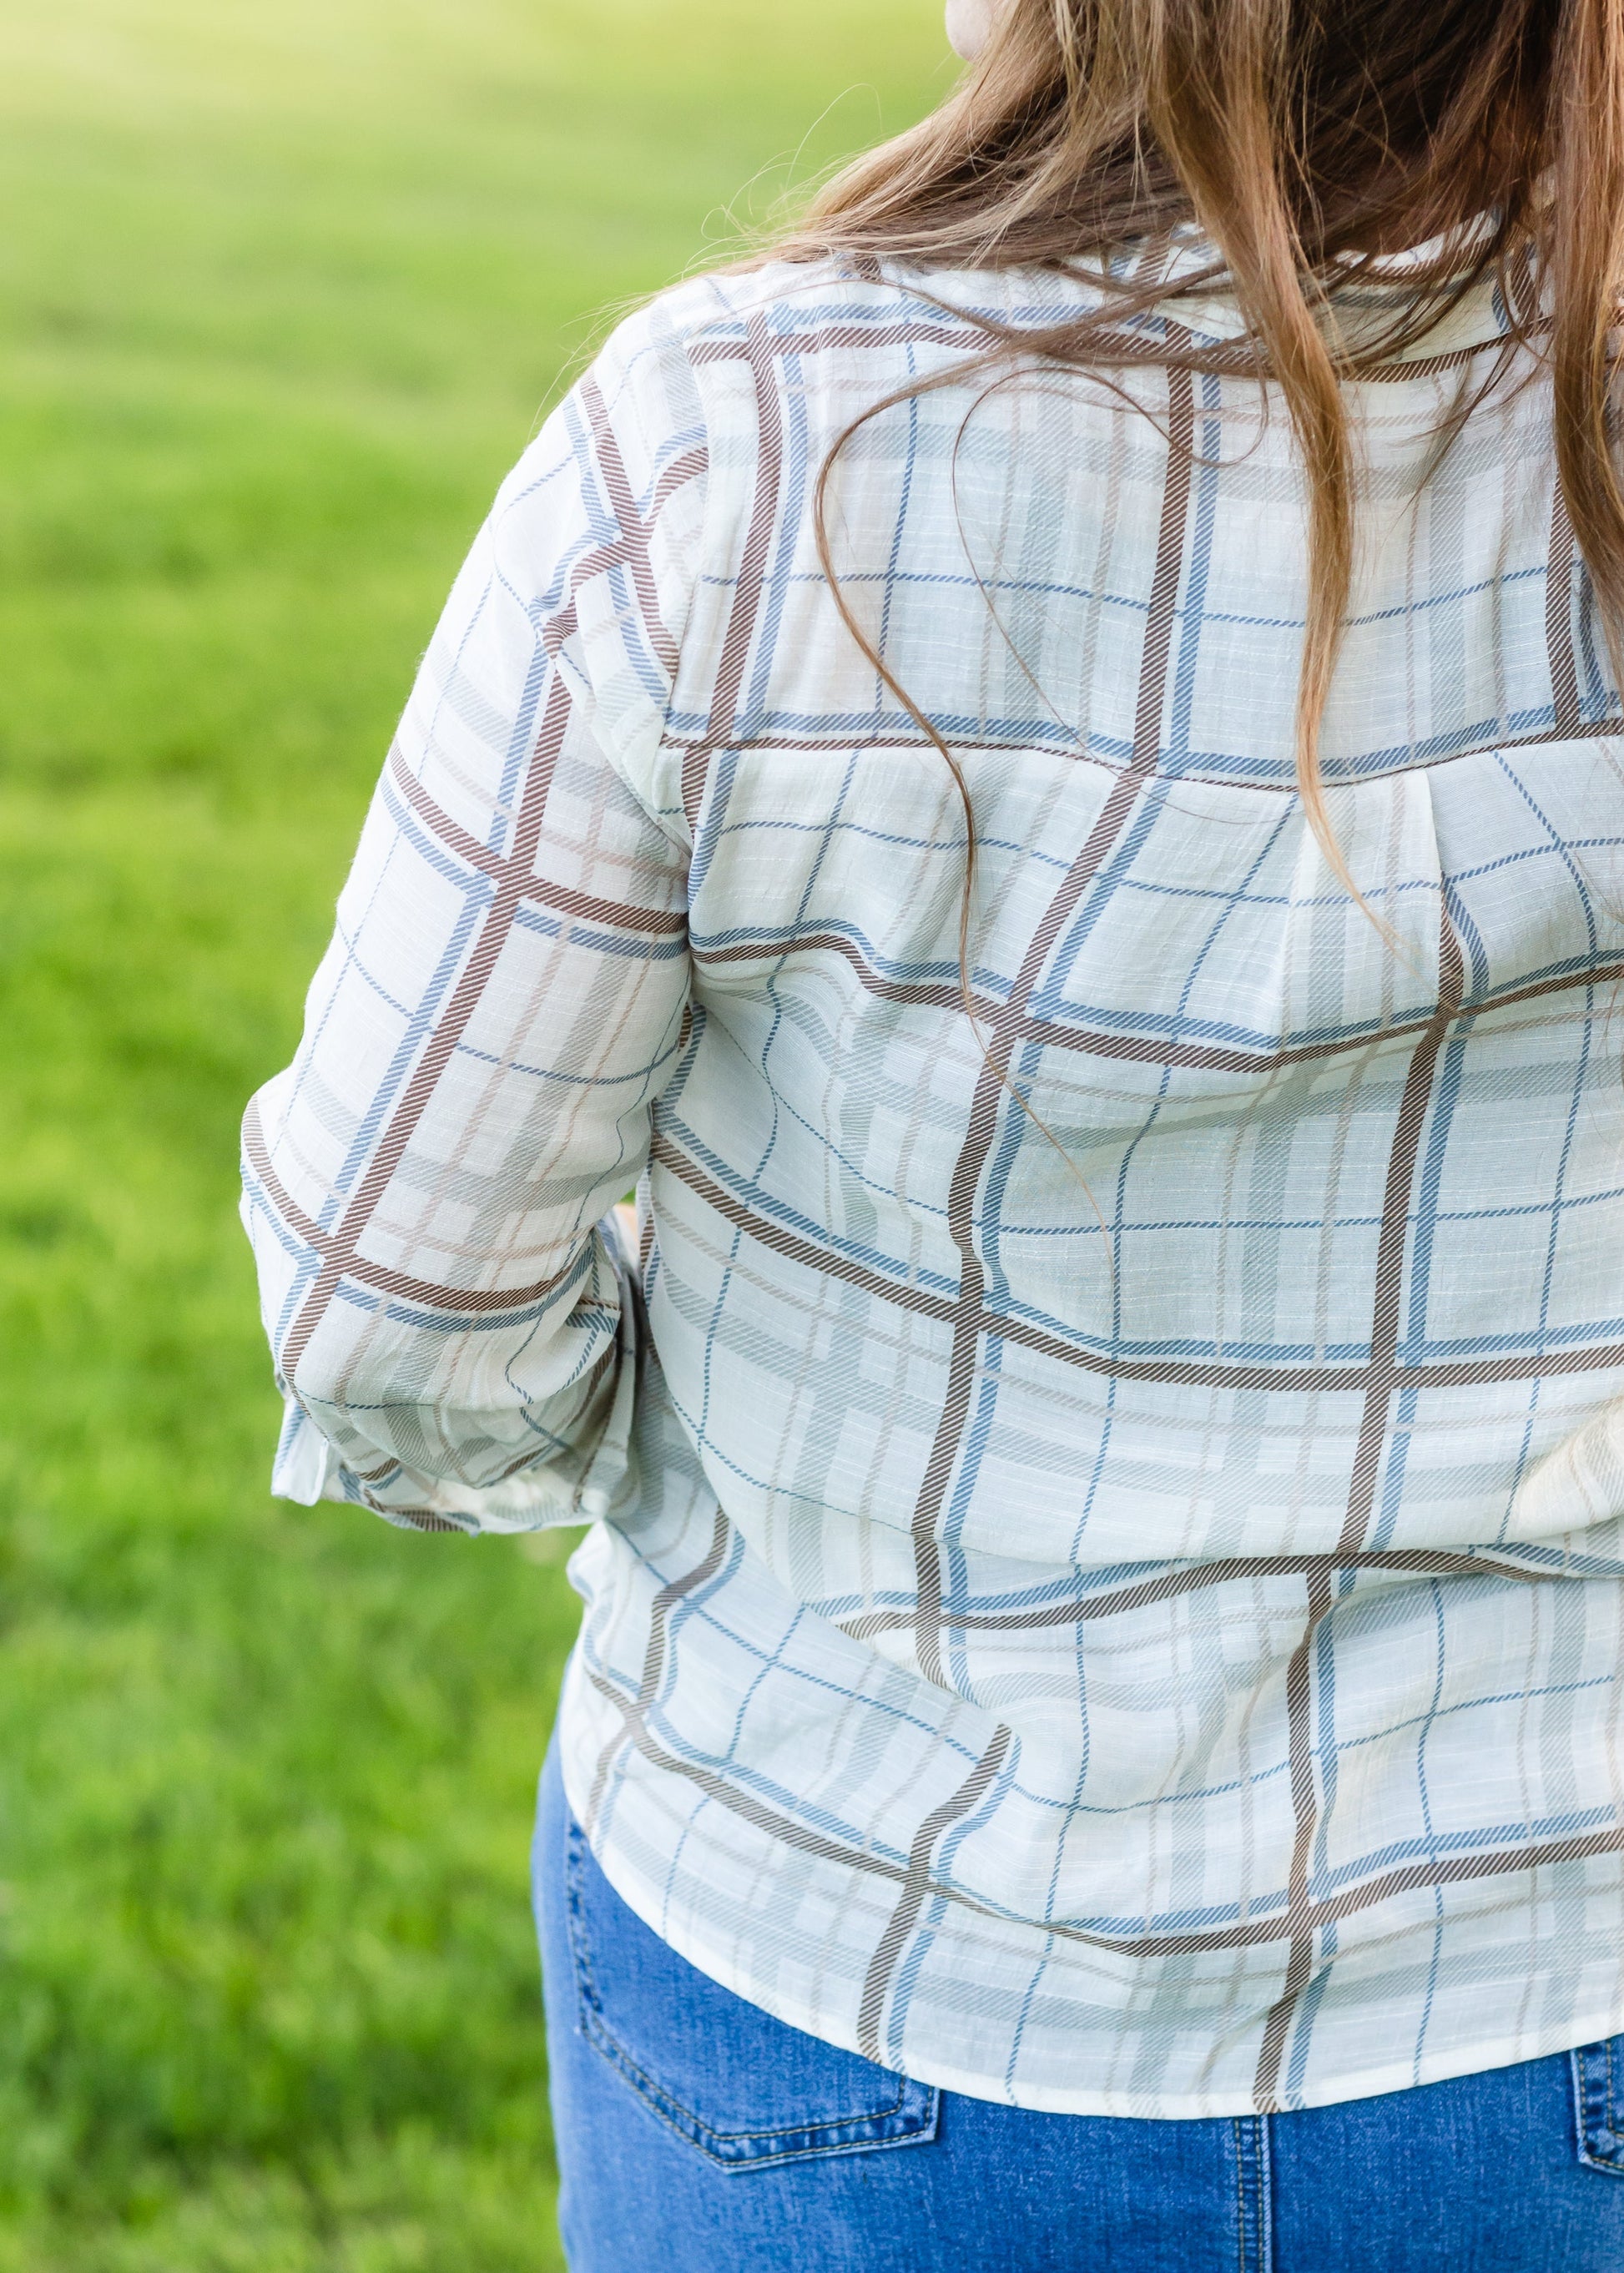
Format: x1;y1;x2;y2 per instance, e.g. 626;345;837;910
244;251;1624;2116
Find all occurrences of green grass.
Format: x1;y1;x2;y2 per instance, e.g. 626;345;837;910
0;3;946;2263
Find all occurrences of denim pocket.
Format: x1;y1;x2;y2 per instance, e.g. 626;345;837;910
564;1817;938;2170
1574;2035;1624;2174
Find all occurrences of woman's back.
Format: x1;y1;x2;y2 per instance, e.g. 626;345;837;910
245;247;1624;2116
651;252;1624;1572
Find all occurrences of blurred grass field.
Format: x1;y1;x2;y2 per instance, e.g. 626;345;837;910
0;2;943;2263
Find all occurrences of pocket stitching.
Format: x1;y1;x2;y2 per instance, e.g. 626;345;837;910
565;1817;936;2164
1573;2034;1624;2175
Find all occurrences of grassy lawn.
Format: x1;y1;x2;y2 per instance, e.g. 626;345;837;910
0;2;944;2264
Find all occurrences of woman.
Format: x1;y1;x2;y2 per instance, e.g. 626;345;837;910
243;0;1624;2262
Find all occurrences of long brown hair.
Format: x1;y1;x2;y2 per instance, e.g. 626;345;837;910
769;0;1624;901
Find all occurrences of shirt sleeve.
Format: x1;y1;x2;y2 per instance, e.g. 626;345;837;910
240;300;708;1535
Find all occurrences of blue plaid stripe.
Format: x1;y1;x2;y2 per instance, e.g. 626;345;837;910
245;255;1624;2114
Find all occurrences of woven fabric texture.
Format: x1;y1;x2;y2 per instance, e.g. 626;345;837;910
245;255;1624;2115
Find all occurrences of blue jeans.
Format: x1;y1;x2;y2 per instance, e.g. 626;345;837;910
535;1741;1624;2270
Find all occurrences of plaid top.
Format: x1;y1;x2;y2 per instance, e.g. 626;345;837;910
243;252;1624;2118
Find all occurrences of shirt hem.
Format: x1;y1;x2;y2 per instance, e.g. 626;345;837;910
557;1713;1624;2122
